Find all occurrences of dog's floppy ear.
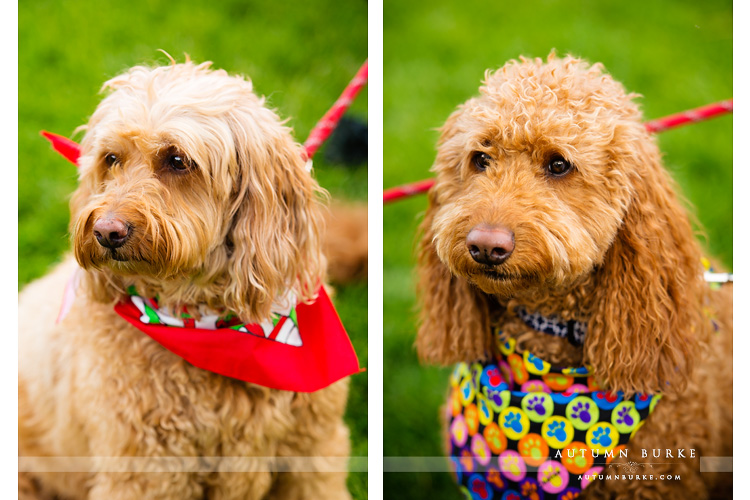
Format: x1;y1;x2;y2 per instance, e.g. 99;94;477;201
223;102;325;322
585;132;705;396
415;190;493;365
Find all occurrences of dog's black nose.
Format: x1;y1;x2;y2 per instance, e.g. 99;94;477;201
93;216;131;249
466;224;515;266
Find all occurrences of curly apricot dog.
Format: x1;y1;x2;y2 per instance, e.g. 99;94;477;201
19;60;358;499
416;55;731;499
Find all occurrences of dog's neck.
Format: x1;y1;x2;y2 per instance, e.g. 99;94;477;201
81;268;261;322
489;274;597;367
505;272;596;321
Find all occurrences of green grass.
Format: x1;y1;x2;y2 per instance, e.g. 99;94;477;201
384;1;731;498
19;0;367;497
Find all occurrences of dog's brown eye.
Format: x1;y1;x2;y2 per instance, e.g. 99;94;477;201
472;152;492;171
167;154;190;172
547;156;572;177
104;153;119;167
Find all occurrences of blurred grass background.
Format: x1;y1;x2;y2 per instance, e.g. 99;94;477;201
18;0;367;497
384;1;731;498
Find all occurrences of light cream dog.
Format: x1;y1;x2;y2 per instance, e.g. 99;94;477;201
19;60;357;500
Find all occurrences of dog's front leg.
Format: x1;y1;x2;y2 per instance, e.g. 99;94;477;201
265;382;352;500
265;422;351;500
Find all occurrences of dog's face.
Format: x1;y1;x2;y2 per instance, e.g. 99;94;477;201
418;55;703;393
429;56;646;298
71;61;324;320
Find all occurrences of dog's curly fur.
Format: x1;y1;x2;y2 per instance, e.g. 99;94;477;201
19;60;359;499
416;54;732;499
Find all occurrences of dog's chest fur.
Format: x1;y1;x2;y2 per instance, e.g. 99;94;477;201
46;283;317;460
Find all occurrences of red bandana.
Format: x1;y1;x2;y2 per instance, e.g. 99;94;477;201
113;287;361;392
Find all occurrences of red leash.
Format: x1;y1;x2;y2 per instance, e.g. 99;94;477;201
42;61;369;166
303;61;368;159
383;99;733;204
644;99;732;133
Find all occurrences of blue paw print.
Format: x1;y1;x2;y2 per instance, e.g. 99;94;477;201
592;427;613;447
616;407;634;426
525;396;546;416
503;411;523;433
571;401;592;423
527;353;544;371
546;421;567;441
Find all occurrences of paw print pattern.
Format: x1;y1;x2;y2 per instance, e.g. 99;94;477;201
469;473;490;499
518;433;549;467
451;414;468;447
560;442;593;475
541;416;573;448
483;422;507;455
524;351;550;375
566;396;599;430
464;404;480;436
480;365;504;388
586;423;619;453
507;353;529;384
460;448;474;475
543;372;574;391
448;337;666;497
504;411;523;433
537;460;569;494
572;402;591;423
616;406;633;426
558;487;583;500
634;393;652;410
611;401;640;433
519;477;541;500
451;362;470;388
499;407;530;440
592;390;622;410
485;466;505;490
483;387;509;412
591;426;612;447
498;450;527;481
547;421;567;441
521;392;553;422
526;396;546;416
460;377;476;405
477;395;493;426
471;434;491;467
521;380;550;394
497;360;514;388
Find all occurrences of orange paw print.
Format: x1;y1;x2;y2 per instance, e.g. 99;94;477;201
521;481;540;500
483;422;507;454
519;433;549;466
460;449;474;474
464;404;479;435
486;467;505;490
507;354;529;384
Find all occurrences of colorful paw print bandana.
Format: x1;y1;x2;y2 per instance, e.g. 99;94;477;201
112;287;360;392
447;332;660;499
